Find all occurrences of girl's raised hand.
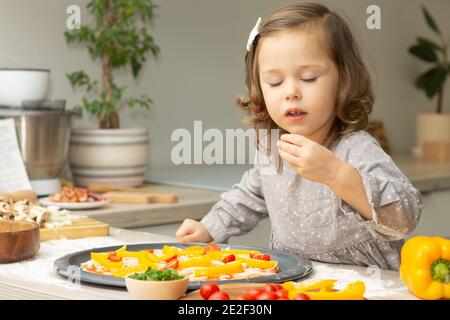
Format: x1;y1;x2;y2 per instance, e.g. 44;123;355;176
277;134;344;186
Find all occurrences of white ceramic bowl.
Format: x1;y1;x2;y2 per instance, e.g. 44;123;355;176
125;276;189;300
0;68;49;107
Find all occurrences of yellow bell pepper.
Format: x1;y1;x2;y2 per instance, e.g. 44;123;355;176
162;245;180;257
287;281;366;300
178;249;205;257
178;256;212;269
239;257;278;269
110;265;148;278
194;261;244;277
399;236;450;300
90;253;123;269
222;249;260;255
183;245;205;251
145;251;164;263
115;245;127;253
282;279;336;292
206;251;224;259
116;250;143;258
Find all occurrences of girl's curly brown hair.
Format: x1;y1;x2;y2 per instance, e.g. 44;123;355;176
236;2;374;153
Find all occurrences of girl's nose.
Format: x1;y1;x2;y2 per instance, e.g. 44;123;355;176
284;80;301;101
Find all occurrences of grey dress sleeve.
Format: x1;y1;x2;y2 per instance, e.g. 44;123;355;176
200;165;268;243
338;132;423;241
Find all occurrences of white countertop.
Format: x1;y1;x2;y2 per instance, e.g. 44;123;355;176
0;229;417;300
70;184;222;228
70;154;450;230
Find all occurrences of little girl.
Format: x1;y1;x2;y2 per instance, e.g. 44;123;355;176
176;3;422;270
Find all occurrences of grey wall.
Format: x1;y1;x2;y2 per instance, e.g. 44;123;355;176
1;0;450;187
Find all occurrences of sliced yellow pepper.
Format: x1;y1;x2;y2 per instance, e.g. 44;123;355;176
91;255;123;269
239;257;278;269
115;245;127;253
222;249;260;255
178;249;205;257
183;245;204;251
145;251;164;263
91;252;109;260
178;256;212;269
282;279;336;292
206;251;224;259
400;236;450;300
194;261;244;277
288;281;366;300
110;265;148;278
116;250;143;258
162;245;180;257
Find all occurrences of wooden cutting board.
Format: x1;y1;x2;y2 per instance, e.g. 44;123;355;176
39;218;109;241
103;191;178;204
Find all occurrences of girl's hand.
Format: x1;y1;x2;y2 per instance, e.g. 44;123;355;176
277;134;344;186
176;218;213;243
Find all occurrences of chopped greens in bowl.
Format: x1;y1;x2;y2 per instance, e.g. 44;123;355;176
128;268;185;281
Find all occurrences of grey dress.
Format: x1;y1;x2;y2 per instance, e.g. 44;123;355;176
201;130;423;270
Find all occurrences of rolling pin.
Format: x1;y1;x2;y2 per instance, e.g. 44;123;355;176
103;191;178;204
88;183;153;193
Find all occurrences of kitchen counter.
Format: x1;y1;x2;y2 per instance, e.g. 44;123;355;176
70;184;222;228
391;154;450;193
72;154;450;232
0;229;418;300
148;154;450;194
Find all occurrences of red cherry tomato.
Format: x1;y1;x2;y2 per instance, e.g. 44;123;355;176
161;258;179;270
107;252;122;262
294;293;311;300
209;292;230;300
263;284;282;292
204;243;221;252
242;288;265;300
256;291;279;300
250;253;271;261
275;289;289;299
200;283;220;300
222;254;236;263
165;255;178;263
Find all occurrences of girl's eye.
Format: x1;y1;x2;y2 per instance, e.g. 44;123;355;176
268;82;282;87
301;77;317;83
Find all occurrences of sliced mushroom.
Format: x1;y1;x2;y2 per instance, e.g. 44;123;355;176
29;205;50;226
0;201;12;219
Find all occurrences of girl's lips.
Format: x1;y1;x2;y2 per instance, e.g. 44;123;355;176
285;111;307;121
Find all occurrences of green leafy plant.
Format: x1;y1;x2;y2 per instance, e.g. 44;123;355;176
409;6;449;114
128;268;184;281
65;0;160;128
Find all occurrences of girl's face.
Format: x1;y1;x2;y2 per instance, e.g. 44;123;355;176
258;28;339;145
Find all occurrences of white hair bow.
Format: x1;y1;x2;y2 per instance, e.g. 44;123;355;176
246;17;262;52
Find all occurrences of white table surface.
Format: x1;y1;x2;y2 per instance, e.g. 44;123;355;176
0;228;418;300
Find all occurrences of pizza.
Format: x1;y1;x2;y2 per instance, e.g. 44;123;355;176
81;243;279;281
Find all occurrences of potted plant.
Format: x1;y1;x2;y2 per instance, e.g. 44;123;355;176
409;5;450;160
65;0;159;186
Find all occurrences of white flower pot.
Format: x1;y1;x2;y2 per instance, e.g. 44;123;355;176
69;128;149;187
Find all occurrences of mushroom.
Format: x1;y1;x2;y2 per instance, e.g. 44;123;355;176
0;202;12;219
29;205;50;226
